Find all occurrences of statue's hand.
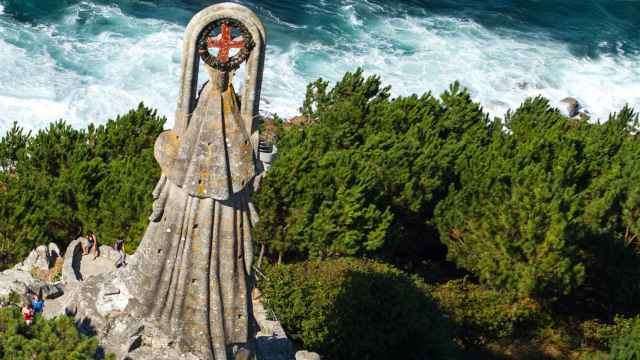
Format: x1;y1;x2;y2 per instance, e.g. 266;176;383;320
149;176;169;222
252;172;265;192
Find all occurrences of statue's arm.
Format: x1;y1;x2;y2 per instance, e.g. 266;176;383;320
149;175;169;222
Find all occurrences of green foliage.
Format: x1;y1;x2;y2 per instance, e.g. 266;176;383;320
255;69;493;261
435;99;640;307
0;291;21;306
0;307;107;359
259;258;458;360
258;69;640;318
607;318;640;360
0;104;164;269
431;278;543;347
583;316;640;350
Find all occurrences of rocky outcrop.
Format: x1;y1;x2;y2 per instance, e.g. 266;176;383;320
62;237;120;284
62;238;86;283
14;244;52;272
0;268;41;299
49;242;61;262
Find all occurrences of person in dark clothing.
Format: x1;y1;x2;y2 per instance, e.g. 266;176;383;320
115;239;127;267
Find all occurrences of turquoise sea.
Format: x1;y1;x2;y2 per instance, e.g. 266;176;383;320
0;0;638;133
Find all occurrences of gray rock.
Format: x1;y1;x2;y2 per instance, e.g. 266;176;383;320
15;245;52;272
295;351;321;360
98;244;121;263
27;282;64;299
62;238;86;284
48;242;61;262
254;288;295;360
0;268;41;299
559;97;580;117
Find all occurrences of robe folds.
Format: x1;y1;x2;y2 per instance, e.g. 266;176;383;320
131;70;258;359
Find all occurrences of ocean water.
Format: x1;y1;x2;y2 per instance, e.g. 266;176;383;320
0;0;638;134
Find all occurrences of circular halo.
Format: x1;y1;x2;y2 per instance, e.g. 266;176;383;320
197;18;255;72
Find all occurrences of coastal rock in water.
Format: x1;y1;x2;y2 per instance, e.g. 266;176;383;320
559;97;580;117
295;351;322;360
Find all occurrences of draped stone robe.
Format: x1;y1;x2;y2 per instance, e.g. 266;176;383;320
130;65;258;359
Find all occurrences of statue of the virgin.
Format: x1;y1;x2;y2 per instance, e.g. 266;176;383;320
128;3;266;359
45;4;266;360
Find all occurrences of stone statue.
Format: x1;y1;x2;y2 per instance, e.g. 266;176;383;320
44;4;267;360
130;3;266;358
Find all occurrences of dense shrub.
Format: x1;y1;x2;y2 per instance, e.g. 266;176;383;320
431;278;543;347
0;307;112;359
258;258;458;359
254;69;493;262
257;69;640;314
583;316;640;350
606;318;640;360
435;101;640;309
0;104;164;269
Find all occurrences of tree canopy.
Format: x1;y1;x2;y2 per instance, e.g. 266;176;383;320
0;104;164;270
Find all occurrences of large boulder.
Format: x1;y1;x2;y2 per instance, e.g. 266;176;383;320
48;242;61;263
62;238;86;284
14;245;52;273
62;237;120;284
0;268;42;300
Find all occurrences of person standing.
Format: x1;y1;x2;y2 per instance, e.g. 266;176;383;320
115;239;127;268
31;294;44;314
83;231;100;259
21;303;34;325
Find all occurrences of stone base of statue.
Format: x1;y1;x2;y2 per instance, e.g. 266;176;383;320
45;249;255;360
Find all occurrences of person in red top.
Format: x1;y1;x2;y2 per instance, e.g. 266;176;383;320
21;303;34;325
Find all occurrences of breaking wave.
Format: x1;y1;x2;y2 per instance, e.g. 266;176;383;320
0;0;638;134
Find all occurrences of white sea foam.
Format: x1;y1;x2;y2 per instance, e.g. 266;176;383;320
0;3;638;135
260;13;640;121
0;3;183;133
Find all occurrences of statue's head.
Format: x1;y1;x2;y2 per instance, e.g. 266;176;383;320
175;3;266;135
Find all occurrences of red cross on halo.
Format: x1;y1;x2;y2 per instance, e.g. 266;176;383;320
207;23;245;62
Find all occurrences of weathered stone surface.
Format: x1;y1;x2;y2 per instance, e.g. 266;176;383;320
253;289;294;360
27;282;64;299
14;245;51;272
48;242;61;262
62;238;86;284
46;4;269;360
0;268;41;299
